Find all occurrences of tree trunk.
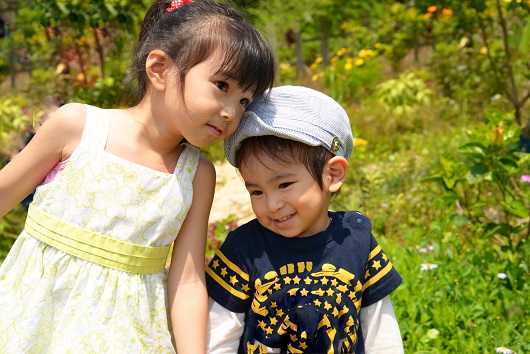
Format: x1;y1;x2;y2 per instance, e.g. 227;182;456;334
294;30;305;79
319;17;330;67
93;28;105;79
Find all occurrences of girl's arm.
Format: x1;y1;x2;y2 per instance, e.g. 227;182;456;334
168;154;215;354
360;295;404;354
0;103;85;217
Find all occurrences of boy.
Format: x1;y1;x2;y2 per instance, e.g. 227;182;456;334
206;86;404;353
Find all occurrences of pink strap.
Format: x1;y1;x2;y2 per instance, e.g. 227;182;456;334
42;159;68;185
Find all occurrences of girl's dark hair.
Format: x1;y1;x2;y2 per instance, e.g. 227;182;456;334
124;0;276;105
235;135;332;190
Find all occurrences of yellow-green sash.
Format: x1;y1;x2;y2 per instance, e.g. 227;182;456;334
25;205;170;274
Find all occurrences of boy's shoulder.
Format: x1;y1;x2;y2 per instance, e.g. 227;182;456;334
221;218;264;246
331;210;373;231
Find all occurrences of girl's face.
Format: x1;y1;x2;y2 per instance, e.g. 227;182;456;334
240;156;333;238
166;52;254;148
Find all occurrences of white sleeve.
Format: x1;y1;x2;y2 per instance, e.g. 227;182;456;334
206;297;245;354
360;295;404;354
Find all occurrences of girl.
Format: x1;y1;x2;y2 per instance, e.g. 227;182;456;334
0;0;275;353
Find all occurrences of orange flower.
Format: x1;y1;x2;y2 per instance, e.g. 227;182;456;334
427;5;437;12
423;13;433;19
442;8;453;15
493;126;504;146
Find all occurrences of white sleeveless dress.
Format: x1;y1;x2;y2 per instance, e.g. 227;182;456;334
0;105;200;353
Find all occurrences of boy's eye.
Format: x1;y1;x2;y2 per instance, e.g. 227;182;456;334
215;81;228;92
249;190;263;196
279;182;292;189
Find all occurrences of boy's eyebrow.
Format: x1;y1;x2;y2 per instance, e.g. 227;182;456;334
244;171;296;188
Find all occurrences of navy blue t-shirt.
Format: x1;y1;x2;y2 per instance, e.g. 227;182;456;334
206;211;402;353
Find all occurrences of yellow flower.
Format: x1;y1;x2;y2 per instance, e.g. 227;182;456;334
374;43;381;48
315;57;323;64
312;74;319;82
336;48;347;56
359;49;375;58
353;138;368;147
480;46;488;55
279;63;291;70
344;62;353;71
354;58;364;67
427;5;437;12
310;63;318;70
331;57;338;64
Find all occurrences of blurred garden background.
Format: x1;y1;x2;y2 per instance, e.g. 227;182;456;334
1;0;529;352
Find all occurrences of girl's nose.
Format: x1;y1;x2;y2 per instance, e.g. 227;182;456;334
222;102;237;124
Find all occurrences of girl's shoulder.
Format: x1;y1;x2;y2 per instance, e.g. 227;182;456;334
41;103;88;160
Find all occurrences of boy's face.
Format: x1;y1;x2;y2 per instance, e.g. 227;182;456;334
240;156;333;238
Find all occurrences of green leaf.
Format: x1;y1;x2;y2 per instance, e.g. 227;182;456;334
483;222;510;238
519;19;530;53
419;174;443;184
440;191;459;205
442;175;457;189
449;214;469;228
497;157;519;174
466;163;489;184
457;142;488;159
501;199;528;218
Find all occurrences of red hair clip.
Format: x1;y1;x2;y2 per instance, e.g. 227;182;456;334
166;0;193;12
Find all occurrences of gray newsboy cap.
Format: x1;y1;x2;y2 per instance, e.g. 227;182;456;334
224;85;354;166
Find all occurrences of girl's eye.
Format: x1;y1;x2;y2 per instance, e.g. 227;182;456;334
215;81;228;92
279;182;292;189
240;98;251;107
250;190;263;196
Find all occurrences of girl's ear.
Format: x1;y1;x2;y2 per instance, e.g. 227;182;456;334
146;50;170;92
326;156;349;193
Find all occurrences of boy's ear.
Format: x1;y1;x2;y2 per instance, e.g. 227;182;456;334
326;156;349;193
146;50;170;92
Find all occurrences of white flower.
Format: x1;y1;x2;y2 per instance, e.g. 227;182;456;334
420;263;439;271
495;346;515;354
417;245;435;253
497;273;507;279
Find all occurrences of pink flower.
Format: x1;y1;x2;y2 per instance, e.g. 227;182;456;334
521;175;530;183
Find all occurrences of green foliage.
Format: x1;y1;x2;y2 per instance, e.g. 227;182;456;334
421;108;529;251
0;95;35;158
388;231;530;353
0;204;26;259
376;3;426;71
205;214;239;265
202;141;227;164
310;48;383;104
374;71;433;115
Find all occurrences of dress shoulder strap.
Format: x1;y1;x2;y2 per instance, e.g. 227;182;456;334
174;143;200;181
79;105;109;152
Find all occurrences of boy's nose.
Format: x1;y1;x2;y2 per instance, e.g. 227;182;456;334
267;194;285;213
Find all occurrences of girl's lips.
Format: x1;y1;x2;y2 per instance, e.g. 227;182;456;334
207;124;222;136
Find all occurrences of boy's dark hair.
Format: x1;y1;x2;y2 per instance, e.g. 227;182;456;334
125;0;276;105
235;135;332;190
